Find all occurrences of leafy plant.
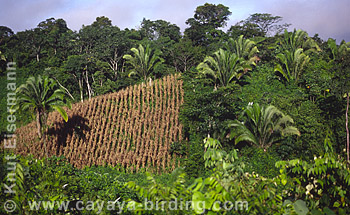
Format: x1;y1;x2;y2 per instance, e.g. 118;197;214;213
123;44;164;81
197;48;250;87
14;75;72;156
229;102;300;151
276;137;350;214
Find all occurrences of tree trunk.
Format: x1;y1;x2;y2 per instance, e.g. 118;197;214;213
42;112;48;157
346;92;349;163
52;77;74;100
85;68;92;100
108;48;120;79
36;111;42;138
78;78;83;102
36;45;41;62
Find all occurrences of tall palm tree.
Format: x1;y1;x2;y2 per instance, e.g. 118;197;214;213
229;103;300;151
226;35;259;66
15;75;72;155
274;29;319;83
196;48;251;87
123;44;164;81
274;48;310;82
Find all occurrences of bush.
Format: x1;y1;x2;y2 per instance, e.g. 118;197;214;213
240;146;280;178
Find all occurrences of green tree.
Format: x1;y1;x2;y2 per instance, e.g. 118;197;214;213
140;18;181;42
274;29;320;82
332;53;350;163
229;103;300;151
227;22;264;39
327;38;350;61
243;13;290;36
184;3;231;46
123;44;164;81
63;54;86;102
169;38;205;73
78;16;113;55
14;75;72;156
196;48;250;87
274;48;310;82
279;29;320;54
37;18;70;56
226;35;259;66
327;39;350;162
18;28;45;62
228;13;290;38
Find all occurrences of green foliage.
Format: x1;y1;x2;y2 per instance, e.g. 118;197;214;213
226;35;259;65
140;18;181;42
14;75;72;141
183;152;206;180
179;71;241;143
274;48;310;82
126;168;190;214
203;137;238;170
239;146;280;178
0;153;174;214
326;38;350;61
229;102;300;151
273;29;320;83
124;138;290;214
123;44;164;81
170;140;188;157
288;100;327;159
197;35;259;88
301;58;332;102
276;137;350;214
184;3;231;46
169;38;205;73
278;29;321;55
239;65;328;159
197;48;248;87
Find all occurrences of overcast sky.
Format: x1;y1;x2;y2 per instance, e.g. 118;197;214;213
0;0;349;42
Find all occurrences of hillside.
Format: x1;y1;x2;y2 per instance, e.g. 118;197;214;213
13;74;184;172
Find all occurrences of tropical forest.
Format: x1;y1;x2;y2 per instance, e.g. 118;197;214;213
1;2;350;215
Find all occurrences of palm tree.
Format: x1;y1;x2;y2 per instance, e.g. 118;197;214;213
226;35;259;66
228;103;300;151
196;48;251;87
274;29;319;83
15;75;72;156
274;48;310;82
123;44;164;81
280;29;320;54
327;38;350;61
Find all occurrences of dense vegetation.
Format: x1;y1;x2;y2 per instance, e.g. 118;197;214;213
1;2;350;214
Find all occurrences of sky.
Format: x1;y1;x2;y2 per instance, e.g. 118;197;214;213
0;0;349;42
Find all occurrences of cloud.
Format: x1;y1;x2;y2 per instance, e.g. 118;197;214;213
0;0;69;31
260;0;350;41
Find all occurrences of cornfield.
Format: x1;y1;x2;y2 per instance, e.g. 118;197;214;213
11;74;184;172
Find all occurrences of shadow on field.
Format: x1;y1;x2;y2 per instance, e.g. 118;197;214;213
47;114;90;154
